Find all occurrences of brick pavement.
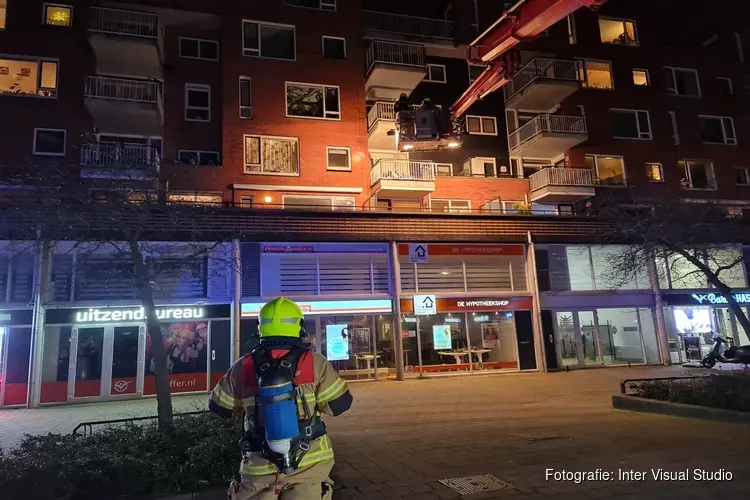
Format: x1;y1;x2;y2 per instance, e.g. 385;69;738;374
2;366;750;499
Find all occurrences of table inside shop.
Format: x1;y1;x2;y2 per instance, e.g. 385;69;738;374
438;348;492;365
381;348;410;368
354;352;381;373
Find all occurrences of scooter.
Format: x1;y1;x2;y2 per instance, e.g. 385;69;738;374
701;335;750;368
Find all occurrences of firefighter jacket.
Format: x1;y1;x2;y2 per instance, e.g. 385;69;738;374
210;347;352;476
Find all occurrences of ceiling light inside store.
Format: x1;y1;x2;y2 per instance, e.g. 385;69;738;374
447;142;460;148
441;271;450;275
402;144;414;150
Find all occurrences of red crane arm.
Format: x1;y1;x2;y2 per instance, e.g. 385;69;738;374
451;0;607;119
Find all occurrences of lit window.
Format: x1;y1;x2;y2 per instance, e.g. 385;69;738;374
177;150;220;166
586;154;626;186
185;83;210;122
0;57;58;97
168;192;223;206
326;146;351;171
699;116;736;145
664;67;700;97
716;77;733;96
322;36;346;59
179;38;219;61
735;167;750;186
679;160;716;190
424;64;446;83
285;82;340;120
466;115;497;135
44;4;72;27
244;135;299;175
610;109;651;140
243;20;295;60
239;76;251;119
645;162;663;182
632;69;649;86
598;17;637;46
33;128;66;156
0;0;7;29
579;60;613;89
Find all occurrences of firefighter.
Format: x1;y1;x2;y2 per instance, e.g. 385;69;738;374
209;297;353;500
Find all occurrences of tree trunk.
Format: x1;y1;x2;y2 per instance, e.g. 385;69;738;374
129;240;174;431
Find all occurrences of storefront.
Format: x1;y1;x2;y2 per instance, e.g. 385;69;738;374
38;304;231;405
662;292;750;364
0;309;34;407
399;296;536;376
241;299;395;381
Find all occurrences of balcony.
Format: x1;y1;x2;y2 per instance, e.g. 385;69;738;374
370;159;435;198
79;143;160;180
528;168;595;203
504;58;583;111
84;76;163;136
508;115;587;160
362;10;454;45
367;102;397;150
365;41;426;101
87;6;163;80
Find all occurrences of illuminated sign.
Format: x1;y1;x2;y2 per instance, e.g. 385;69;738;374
433;325;452;349
692;293;750;305
325;324;350;361
262;245;315;253
457;300;509;308
241;299;392;317
75;307;205;323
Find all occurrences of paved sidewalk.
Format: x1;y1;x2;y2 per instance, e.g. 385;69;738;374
2;366;749;499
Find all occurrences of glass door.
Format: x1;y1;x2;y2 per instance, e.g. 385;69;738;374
71;327;105;398
578;311;602;365
109;325;145;396
554;311;579;367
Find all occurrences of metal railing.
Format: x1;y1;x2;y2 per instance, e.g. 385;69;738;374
366;40;425;74
529;168;595;192
620;376;708;395
80;143;161;171
504;58;583;102
370;159;435;185
363;10;454;40
88;6;159;38
367;101;396;130
72;410;210;437
85;76;161;104
508;114;587;151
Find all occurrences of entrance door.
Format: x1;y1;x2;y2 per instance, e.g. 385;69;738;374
70;325;146;400
553;310;603;368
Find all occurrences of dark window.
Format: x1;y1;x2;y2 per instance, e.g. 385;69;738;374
665;67;700;97
322;37;346;59
286;0;335;10
33;129;65;155
717;77;733;96
610;110;651;139
239;77;252;119
699;116;736;145
179;38;219;60
243;21;295;60
178;151;220;166
735;168;750;186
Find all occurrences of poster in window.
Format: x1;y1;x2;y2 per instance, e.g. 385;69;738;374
145;322;208;376
350;327;371;354
481;323;500;348
432;324;452;350
325;324;350;361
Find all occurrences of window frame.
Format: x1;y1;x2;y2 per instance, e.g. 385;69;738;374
610;108;652;140
597;16;638;47
284;0;336;11
664;66;701;97
326;146;351;171
43;3;72;27
567;14;577;44
239;76;252;119
32;128;66;156
0;56;59;98
698;115;737;145
430;198;472;214
177;150;221;166
716;76;734;96
321;36;346;59
242;19;296;61
282;194;355;210
435;163;455;177
284;81;341;121
0;0;7;30
465;115;498;136
470;157;497;177
645;162;664;183
468;62;484;84
632;68;650;86
184;83;211;122
243;134;300;176
167;191;223;206
586;154;627;186
179;37;219;61
735;167;750;186
668;111;679;145
240;196;254;208
424;63;447;83
578;58;614;90
680;160;716;191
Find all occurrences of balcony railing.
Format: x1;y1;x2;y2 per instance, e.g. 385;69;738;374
508;115;587;151
85;76;161;104
363;10;454;40
370;159;435;185
529;168;595;192
88;6;159;38
80;143;161;171
504;58;583;102
367;102;396;130
366;40;425;74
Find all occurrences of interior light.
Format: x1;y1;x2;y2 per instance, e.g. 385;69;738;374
441;271;449;275
264;196;272;203
447;142;460;148
402;144;414;150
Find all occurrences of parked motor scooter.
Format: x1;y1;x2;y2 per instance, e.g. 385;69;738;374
701;334;750;368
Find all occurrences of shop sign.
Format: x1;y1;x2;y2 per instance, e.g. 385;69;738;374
241;299;393;318
408;244;429;264
0;309;33;326
45;304;231;325
401;296;533;313
413;295;436;315
662;292;750;306
399;243;524;257
262;244;315;253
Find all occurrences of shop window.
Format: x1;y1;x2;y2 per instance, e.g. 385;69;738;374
33;128;66;156
679;160;716;190
322;36;346;59
44;4;72;27
244;135;299;175
40;326;72;403
239;76;252;119
610;109;651;140
466;115;497;135
591;245;647;290
632;69;649;86
179;37;219;61
699;116;736;145
424;64;446;83
646;162;663;182
243;20;295;60
286;82;340;120
185;83;210;122
178;150;220;166
579;60;613;89
326;146;350;171
595;308;649;365
716;77;733;96
598;17;637;46
585;154;625;185
664;67;700;97
145;322;208;395
0;57;58;97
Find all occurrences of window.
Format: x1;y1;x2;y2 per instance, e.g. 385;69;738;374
243;20;295;60
44;3;72;27
185;84;210;122
668;111;679;145
244;135;299;175
717;77;733;96
424;64;446;83
664;67;700;97
33;128;65;156
468;63;484;83
431;199;471;214
735;167;750;186
610;109;651;139
0;57;58;97
465;115;497;135
239;76;251;119
240;196;254;208
679;160;716;190
632;69;649;86
168;192;223;206
435;163;454;177
0;0;6;29
579;60;613;89
177;150;221;166
322;36;346;59
326;146;350;171
645;162;663;182
285;0;336;11
567;14;577;44
179;38;219;61
699;116;736;145
468;157;496;177
285;82;340;120
598;17;637;46
283;195;354;211
585;154;625;185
